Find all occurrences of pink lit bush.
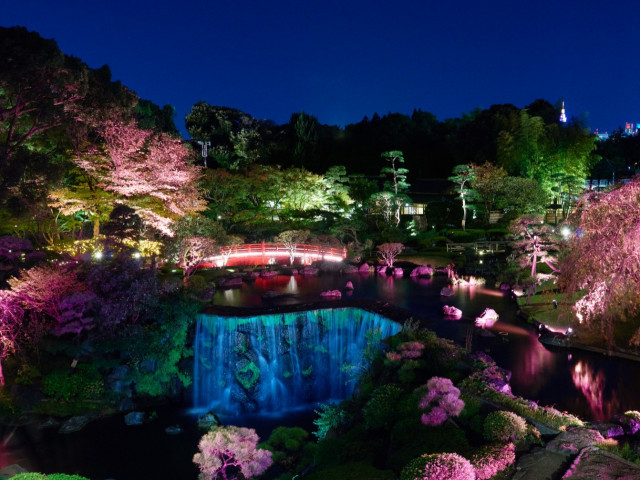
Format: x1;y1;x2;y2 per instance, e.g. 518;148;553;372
193;425;272;480
419;377;465;426
469;443;515;479
400;452;475;480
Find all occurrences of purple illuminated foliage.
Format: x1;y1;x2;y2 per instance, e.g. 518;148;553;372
419;376;465;426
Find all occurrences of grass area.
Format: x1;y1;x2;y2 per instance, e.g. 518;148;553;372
517;292;577;328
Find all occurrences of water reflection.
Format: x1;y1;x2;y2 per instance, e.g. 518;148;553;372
211;272;640;421
571;360;620;420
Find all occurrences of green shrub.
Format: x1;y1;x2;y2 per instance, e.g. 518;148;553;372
313;403;349;440
362;384;404;430
41;364;104;402
388;418;470;473
259;426;316;475
483;411;527;443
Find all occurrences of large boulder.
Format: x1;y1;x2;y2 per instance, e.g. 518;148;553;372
299;266;318;276
218;276;243;288
475;308;499;327
359;263;373;273
124;411;146;426
320;290;342;298
392;267;403;277
410;265;434;277
442;305;462;318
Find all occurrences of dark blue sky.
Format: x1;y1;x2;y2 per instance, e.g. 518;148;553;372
4;0;638;136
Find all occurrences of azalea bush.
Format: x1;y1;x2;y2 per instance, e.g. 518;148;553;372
469;443;516;479
483;411;527;443
419;377;465;426
400;452;475;480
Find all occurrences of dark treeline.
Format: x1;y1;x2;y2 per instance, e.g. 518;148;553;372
184;100;584;179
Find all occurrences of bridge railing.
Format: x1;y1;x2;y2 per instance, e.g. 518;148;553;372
200;242;347;267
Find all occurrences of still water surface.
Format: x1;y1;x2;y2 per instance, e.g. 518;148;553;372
2;271;639;479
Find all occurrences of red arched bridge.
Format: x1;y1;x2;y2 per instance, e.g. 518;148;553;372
199;242;347;268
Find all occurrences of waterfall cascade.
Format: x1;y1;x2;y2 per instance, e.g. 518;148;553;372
193;308;401;415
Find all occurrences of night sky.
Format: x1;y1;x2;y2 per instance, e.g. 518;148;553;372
4;0;638;136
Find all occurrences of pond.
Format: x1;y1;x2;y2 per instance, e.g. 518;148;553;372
2;271;639;479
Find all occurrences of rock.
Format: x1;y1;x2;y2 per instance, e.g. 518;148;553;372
410;265;434;277
546;426;605;456
197;411;221;430
165;424;183;435
561;445;640;479
260;270;278;278
475;308;499;327
376;265;388;275
218;276;244;288
124;411;146;426
59;414;95;433
512;447;569;480
119;397;136;411
440;287;455;296
299;266;318;276
392;267;403;277
358;263;372;273
320;290;342;298
442;305;462;318
243;271;260;280
611;412;640;435
345;281;354;290
39;417;61;429
342;265;359;274
0;464;27;478
591;422;625;438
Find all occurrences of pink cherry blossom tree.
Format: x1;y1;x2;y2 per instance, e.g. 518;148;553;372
376;242;404;268
560;178;640;346
73;119;206;235
177;236;218;282
7;264;85;359
193;425;273;480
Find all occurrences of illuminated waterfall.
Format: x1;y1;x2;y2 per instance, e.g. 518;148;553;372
193;308;401;415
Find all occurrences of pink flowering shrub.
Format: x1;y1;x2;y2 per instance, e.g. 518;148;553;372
401;452;475;480
483;411;527;443
398;341;426;358
386;341;426;363
193;425;272;480
469;443;515;479
419;377;465;426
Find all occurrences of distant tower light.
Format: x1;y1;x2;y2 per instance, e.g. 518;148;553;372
197;140;211;167
559;101;567;123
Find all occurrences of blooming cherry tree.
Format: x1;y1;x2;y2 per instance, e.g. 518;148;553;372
193;425;272;480
560;178;640;345
73;119;206;235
